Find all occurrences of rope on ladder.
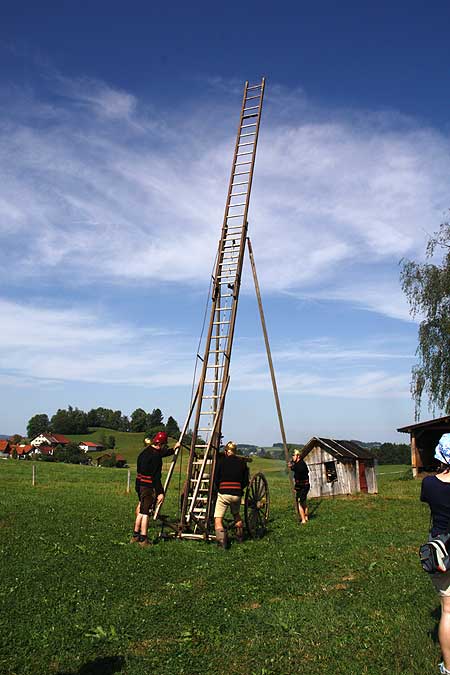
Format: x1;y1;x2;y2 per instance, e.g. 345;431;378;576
190;249;218;404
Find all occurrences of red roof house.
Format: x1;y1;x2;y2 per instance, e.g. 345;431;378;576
79;441;104;452
97;453;126;467
0;440;10;454
16;444;33;457
30;433;71;447
51;433;71;444
39;445;55;456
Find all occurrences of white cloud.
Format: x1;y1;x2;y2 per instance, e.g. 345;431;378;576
288;277;415;322
55;75;138;121
231;356;410;400
221;335;413;399
0;297;413;401
273;337;412;362
2;74;448;322
0;298;193;387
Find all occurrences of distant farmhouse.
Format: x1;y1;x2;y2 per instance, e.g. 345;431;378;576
96;453;126;467
0;440;11;457
27;432;71;458
302;437;378;497
1;439;34;459
16;444;33;458
398;414;450;477
79;441;104;452
2;432;110;461
30;433;71;448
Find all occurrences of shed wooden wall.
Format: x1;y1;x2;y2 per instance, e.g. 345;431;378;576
304;445;358;498
304;444;378;497
363;461;378;494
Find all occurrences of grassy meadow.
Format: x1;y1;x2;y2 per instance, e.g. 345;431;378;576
0;457;439;675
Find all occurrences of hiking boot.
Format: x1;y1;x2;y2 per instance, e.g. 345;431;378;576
215;528;228;549
439;663;450;675
129;536;139;544
138;538;152;548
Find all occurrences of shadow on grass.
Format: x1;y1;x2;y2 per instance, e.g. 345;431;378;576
56;655;125;675
308;499;322;519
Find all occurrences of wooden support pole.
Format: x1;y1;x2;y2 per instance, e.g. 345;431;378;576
247;237;300;522
32;464;36;486
153;383;200;520
126;469;131;494
411;433;421;478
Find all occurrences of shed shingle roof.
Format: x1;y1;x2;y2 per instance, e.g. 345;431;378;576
303;437;376;461
16;445;33;455
397;415;450;433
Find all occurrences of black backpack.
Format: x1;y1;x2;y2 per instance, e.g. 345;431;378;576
419;532;450;574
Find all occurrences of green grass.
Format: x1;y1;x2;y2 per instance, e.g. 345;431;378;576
376;463;411;475
0;458;437;675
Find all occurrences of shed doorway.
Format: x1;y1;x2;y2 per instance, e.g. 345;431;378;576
359;461;368;493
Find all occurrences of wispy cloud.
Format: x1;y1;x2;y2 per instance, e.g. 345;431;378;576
0;298;412;400
286;276;415;322
55;75;138;121
1;72;448;324
232;348;409;399
273;337;412;362
0;299;192;387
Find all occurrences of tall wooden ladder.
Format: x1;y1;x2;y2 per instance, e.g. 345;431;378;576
175;78;266;538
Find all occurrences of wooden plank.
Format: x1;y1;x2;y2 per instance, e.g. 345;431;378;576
411;433;421;478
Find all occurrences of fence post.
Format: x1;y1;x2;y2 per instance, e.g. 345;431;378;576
126;469;131;494
32;464;36;486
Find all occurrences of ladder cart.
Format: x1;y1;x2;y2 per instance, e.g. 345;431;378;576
154;78;297;542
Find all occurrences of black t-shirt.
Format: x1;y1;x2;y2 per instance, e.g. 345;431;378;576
420;475;450;536
214;454;249;496
136;445;174;492
290;459;309;486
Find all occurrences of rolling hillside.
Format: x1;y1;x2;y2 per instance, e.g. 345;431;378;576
66;427;179;464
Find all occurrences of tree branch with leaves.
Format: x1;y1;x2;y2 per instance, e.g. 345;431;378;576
400;220;450;418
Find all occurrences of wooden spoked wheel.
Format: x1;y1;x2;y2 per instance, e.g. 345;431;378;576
244;472;270;538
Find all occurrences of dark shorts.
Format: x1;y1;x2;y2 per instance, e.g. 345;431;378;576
139;486;156;516
295;484;310;503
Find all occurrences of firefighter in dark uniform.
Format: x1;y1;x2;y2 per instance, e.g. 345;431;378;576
289;449;310;524
213;441;249;548
130;431;179;547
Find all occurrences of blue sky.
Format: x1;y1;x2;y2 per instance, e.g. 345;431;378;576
1;1;449;443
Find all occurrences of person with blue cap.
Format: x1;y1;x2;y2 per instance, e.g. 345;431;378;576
421;433;450;674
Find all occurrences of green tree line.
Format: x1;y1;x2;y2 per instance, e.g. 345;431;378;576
372;442;410;465
27;406;180;439
273;440;410;464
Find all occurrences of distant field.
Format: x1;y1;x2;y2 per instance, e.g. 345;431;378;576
0;456;438;675
377;464;411;476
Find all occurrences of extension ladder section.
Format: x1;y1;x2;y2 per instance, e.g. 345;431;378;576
178;78;266;538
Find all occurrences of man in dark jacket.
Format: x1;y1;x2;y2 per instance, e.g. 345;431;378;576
130;431;179;547
289;449;310;524
213;441;249;548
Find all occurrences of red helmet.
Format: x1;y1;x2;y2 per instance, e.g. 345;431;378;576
152;431;168;445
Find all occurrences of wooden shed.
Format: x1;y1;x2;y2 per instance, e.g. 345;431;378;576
397;414;450;477
301;437;378;498
96;453;127;468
